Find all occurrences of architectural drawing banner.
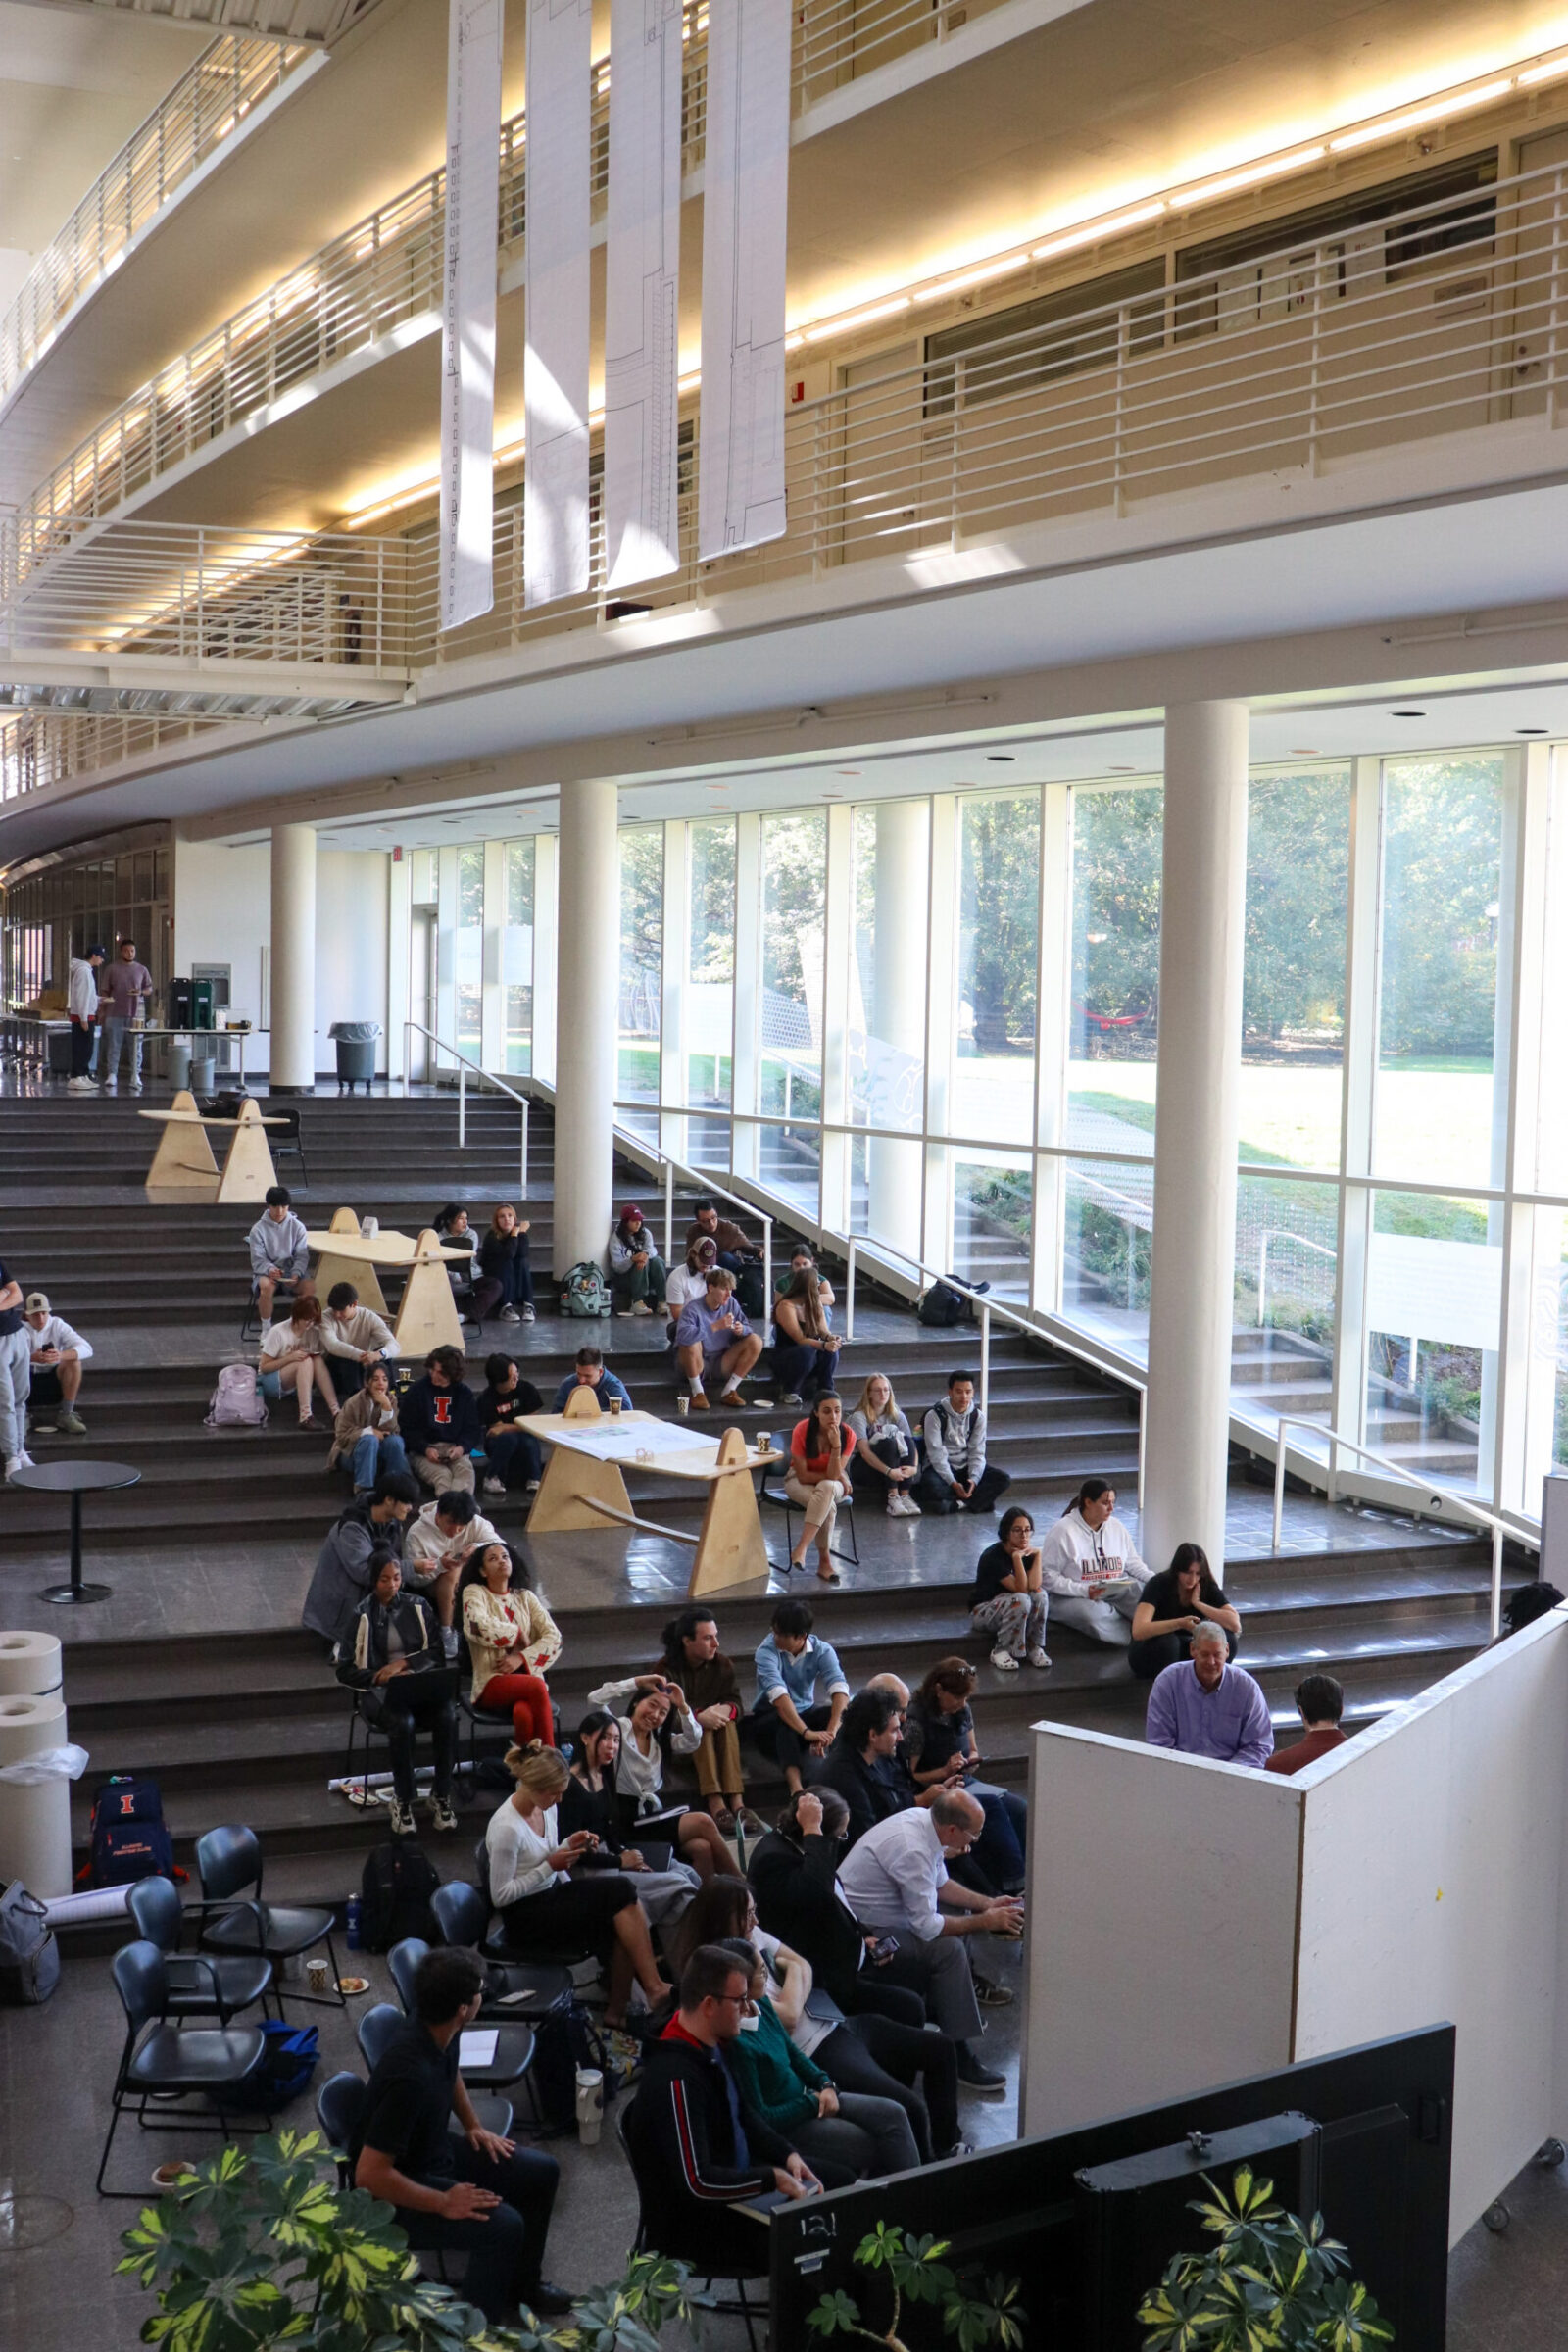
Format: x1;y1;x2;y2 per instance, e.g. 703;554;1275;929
524;0;593;608
604;0;683;586
440;0;505;632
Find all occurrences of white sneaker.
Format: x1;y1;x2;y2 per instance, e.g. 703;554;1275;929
129;1081;143;1093
520;1304;536;1321
389;1797;416;1837
1027;1647;1053;1669
483;1476;506;1497
990;1647;1022;1672
501;1305;521;1322
631;1300;652;1316
103;1077;118;1089
4;1455;24;1478
891;1494;922;1517
66;1076;93;1091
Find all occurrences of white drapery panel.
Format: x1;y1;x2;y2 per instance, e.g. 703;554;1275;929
440;0;505;632
524;0;593;608
698;0;790;562
604;0;684;587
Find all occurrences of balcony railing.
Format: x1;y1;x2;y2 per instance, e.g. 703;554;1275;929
7;155;1568;799
13;0;1014;559
0;34;316;408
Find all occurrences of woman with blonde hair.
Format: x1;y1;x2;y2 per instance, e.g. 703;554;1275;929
484;1742;668;2028
471;1201;535;1325
846;1371;919;1516
258;1292;339;1428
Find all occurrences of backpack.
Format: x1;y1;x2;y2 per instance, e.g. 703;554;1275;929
529;1989;615;2132
207;1362;268;1428
0;1881;61;2004
918;1281;968;1328
228;2020;319;2109
358;1839;441;1953
560;1261;611;1318
88;1775;175;1887
734;1261;766;1319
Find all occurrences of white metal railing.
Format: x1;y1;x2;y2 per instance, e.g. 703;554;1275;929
403;1020;533;1193
1271;1411;1520;1639
0;34;313;407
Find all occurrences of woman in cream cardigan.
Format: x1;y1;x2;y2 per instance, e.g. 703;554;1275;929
460;1542;562;1745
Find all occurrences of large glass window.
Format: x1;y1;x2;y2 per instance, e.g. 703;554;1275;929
952;793;1039;1146
760;811;826;1219
687;819;735;1111
1061;1152;1153;1356
1364;1188;1501;1493
618;826;662;1117
1232;1171;1339;1445
502;838;534;1074
1242;768;1348;1170
1068;784;1161;1154
851;800;928;1134
455;846;484;1061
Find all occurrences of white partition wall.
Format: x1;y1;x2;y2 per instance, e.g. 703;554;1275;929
1021;1608;1568;2244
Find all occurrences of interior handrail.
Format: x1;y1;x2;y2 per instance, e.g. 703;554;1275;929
1273;1411;1520;1639
403;1017;534;1192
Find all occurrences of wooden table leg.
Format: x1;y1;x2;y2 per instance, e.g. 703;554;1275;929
526;1446;635;1534
688;1430;770;1595
145;1091;220;1193
393;1243;467;1354
317;1209;389;1314
216;1102;279;1203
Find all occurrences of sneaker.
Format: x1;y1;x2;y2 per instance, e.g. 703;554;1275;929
389;1798;416;1837
57;1411;88;1437
129;1081;143;1094
525;1479;541;1493
1027;1646;1053;1669
520;1304;536;1321
974;1976;1015;2009
103;1078;118;1090
521;2283;576;2321
501;1304;521;1322
431;1797;459;1833
890;1493;921;1517
4;1455;24;1478
778;1391;803;1406
990;1647;1022;1672
631;1300;652;1316
66;1077;94;1092
483;1476;506;1497
936;2140;976;2162
956;2048;1006;2094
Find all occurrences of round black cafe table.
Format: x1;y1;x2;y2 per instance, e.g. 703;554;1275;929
10;1459;140;1605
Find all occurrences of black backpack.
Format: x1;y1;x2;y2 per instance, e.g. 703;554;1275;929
87;1775;175;1887
358;1840;441;1953
734;1261;766;1319
529;1988;612;2132
918;1280;968;1328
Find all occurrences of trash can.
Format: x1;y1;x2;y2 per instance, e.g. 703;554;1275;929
189;1050;217;1097
167;1037;192;1093
0;1631;73;1900
46;1024;72;1076
328;1020;381;1095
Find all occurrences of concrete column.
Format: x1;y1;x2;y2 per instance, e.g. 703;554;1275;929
1143;703;1250;1575
270;821;318;1093
554;777;618;1275
867;799;927;1265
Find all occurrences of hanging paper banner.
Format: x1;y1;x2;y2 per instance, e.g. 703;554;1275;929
440;0;505;632
698;0;790;562
524;0;593;607
604;0;683;587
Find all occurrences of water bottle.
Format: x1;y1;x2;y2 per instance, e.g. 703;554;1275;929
346;1894;363;1952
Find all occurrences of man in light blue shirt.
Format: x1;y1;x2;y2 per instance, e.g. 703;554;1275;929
753;1596;850;1793
551;1347;632;1414
673;1268;763;1409
1145;1624;1274;1769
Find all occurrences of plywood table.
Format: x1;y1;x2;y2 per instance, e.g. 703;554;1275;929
139;1089;287;1201
517;1387;774;1596
303;1224;474;1353
311;1206;389;1315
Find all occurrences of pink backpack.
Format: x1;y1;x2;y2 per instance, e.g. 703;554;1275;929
206;1363;269;1428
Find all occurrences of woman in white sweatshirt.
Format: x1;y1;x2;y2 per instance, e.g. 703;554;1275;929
1035;1476;1152;1646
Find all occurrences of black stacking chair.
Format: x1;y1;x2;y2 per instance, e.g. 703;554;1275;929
760;1480;859;1571
432;1877;575;2014
194;1824;343;2010
617;2101;762;2351
97;1942;268;2197
128;1876;273;2024
268;1104;308;1183
356;2000;515;2137
241;1284;265;1342
316;2071;368;2186
387;1936;428;2014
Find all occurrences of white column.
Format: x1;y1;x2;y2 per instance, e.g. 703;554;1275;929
531;831;560;1086
1143;703;1250;1575
661;820;691;1168
270;821;318;1094
819;802;855;1236
554;777;618;1274
868;798;927;1266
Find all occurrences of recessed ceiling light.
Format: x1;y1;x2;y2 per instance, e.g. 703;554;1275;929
1391;709;1426;718
987;754;1016;762
1516;727;1550;736
1290;748;1323;756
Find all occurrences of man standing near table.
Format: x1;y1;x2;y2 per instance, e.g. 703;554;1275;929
65;943;106;1091
98;938;154;1093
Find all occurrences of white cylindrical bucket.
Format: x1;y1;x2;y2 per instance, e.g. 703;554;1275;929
575;2066;604;2147
0;1630;62;1699
0;1690;73;1899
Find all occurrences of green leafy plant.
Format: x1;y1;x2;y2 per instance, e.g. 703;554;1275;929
1137;2162;1394;2352
117;2131;697;2352
806;2220;1026;2352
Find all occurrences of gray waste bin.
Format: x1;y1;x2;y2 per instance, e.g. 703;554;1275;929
328;1020;381;1095
46;1025;72;1076
189;1051;217;1097
168;1038;192;1093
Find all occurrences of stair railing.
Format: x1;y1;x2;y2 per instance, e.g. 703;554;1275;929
402;1020;532;1194
1273;1411;1516;1639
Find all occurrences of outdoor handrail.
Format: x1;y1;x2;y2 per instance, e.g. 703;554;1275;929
1272;1410;1517;1639
403;1019;533;1194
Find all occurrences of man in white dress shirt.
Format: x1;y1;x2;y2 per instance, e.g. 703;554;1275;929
1036;1476;1152;1647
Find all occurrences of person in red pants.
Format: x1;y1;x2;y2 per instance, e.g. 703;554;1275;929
460;1543;561;1743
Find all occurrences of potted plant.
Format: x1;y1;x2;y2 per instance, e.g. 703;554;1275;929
1136;2162;1394;2351
806;2220;1026;2351
117;2130;696;2352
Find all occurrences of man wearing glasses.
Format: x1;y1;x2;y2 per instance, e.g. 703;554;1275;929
627;1943;822;2278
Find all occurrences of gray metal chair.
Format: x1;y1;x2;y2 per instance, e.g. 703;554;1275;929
128;1875;273;2024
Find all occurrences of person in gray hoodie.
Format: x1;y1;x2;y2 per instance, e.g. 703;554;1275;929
248;1186;311;1322
301;1471;420;1646
912;1370;1010;1515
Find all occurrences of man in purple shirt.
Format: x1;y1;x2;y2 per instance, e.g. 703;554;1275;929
1145;1623;1274;1768
98;937;154;1092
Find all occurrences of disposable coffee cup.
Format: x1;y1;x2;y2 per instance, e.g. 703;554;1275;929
675;1395;689;1418
609;1396;621;1417
306;1958;331;1995
575;2066;604;2147
360;1215;378;1237
757;1432;773;1454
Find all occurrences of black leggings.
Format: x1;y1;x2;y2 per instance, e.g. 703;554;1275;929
818;2015;959;2162
850;1436;916;1506
497;1871;639;1957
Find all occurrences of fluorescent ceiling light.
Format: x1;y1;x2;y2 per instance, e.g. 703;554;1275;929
804;296;911;342
1329;78;1512;151
1178;147;1326;205
1518;57;1568;84
1032;202;1165;261
914;255;1033;303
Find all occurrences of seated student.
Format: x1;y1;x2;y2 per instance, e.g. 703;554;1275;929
248;1186;309;1324
775;1245;835;1310
485;1742;669;2031
833;1673;1022;1903
753;1596;851;1791
664;1236;718;1321
1037;1476;1152;1648
471;1203;536;1326
627;1944;825;2280
609;1203;668;1317
301;1472;420;1645
560;1710;703;1932
846;1372;920;1517
476;1352;544;1496
329;1360;412;1492
351;1945;569;2321
771;1267;842;1406
461;1541;561;1744
650;1606;760;1838
1265;1673;1349;1775
903;1659;1028;1896
22;1291;92;1436
405;1487;499;1645
785;1393;857;1583
399;1345;481;1494
320;1283;399;1399
550;1347;631;1414
913;1372;1010;1517
969;1505;1051;1671
336;1554;460;1836
259;1294;340;1427
718;1938;917;2181
683;1199;761;1273
1129;1542;1240;1681
433;1205;481;1315
1145;1624;1274;1768
584;1670;739;1885
672;1267;762;1410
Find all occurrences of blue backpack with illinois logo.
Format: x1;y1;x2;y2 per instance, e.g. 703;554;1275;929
88;1774;175;1886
